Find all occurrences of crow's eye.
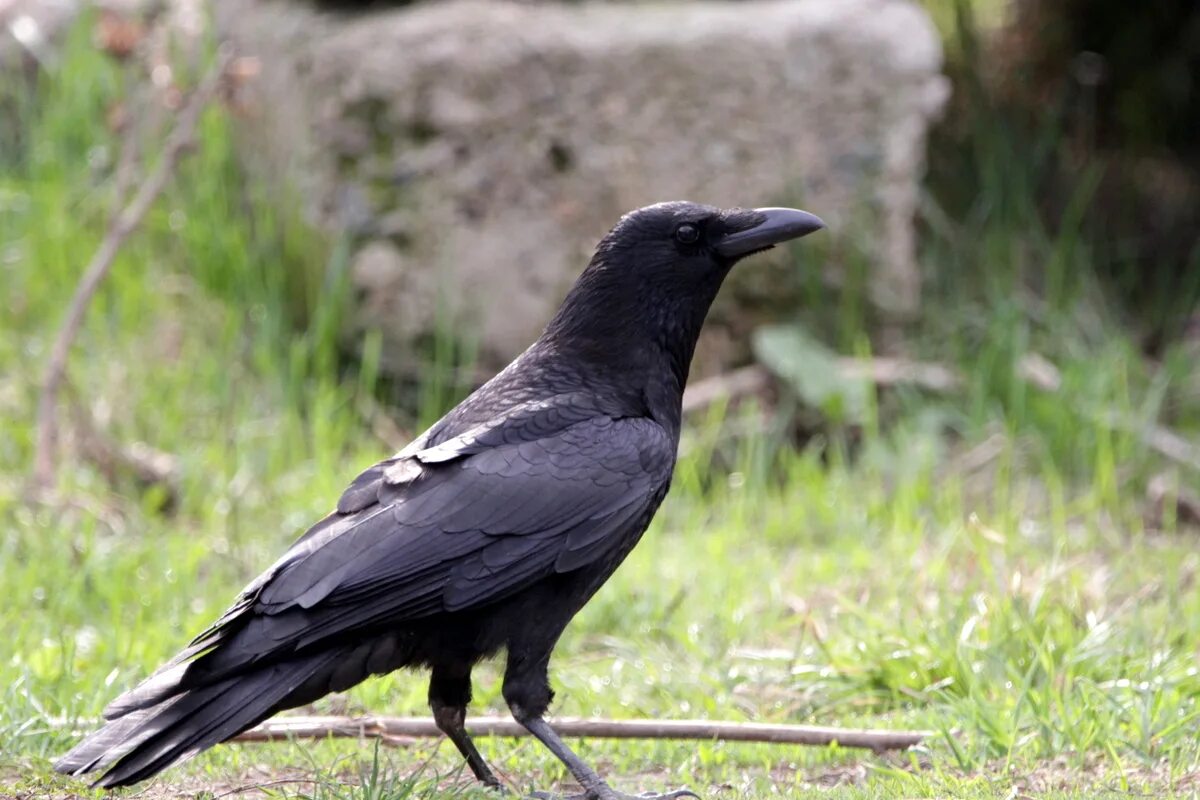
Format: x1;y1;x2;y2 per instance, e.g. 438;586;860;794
674;224;699;245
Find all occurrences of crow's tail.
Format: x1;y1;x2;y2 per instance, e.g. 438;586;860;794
54;648;348;788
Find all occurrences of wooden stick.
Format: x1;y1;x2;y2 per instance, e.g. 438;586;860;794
66;381;179;500
30;46;233;496
1146;472;1200;528
229;715;930;753
681;365;771;414
834;356;962;393
681;357;965;416
1141;424;1200;472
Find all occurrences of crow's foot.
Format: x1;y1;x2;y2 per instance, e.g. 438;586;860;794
530;788;699;800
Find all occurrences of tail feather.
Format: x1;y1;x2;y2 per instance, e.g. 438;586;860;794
54;703;169;776
101;661;190;720
55;649;345;788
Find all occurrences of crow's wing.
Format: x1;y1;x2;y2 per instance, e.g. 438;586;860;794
105;399;672;717
259;413;671;616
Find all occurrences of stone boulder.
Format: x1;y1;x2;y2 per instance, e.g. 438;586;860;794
216;0;947;375
1;0;77;65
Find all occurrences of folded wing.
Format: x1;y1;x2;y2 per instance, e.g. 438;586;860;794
105;405;673;718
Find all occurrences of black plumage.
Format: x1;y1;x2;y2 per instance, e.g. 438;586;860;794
55;201;824;798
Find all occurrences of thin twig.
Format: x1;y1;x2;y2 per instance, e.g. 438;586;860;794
935;430;1008;482
30;45;233;496
682;357;964;416
66;381;179;502
1146;472;1200;529
209;778;319;800
228;715;930;753
1141;425;1200;472
110;75;145;208
835;357;963;393
1015;352;1062;392
681;365;771;414
357;394;413;452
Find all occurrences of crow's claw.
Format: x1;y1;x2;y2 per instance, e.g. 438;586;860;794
634;791;699;800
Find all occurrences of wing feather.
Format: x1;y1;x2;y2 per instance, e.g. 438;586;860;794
107;409;673;713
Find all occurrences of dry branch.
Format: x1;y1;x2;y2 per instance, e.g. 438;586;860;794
682;357;965;416
30;45;233;496
681;365;772;414
834;356;963;393
230;715;930;753
1015;352;1062;392
66;383;179;502
1141;425;1200;472
1146;472;1200;529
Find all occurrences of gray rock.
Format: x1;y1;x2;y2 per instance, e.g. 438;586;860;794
217;0;948;375
1;0;80;71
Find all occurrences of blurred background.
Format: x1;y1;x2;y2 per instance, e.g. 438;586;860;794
2;1;1198;797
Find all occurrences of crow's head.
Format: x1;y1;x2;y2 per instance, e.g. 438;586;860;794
598;201;825;277
567;201;825;308
544;201;824;386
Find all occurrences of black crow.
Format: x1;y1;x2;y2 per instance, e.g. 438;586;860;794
55;201;824;798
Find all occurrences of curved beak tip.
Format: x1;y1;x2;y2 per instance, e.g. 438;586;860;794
755;207;826;236
716;206;826;259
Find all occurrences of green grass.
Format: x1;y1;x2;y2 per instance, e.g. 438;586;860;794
3;15;1199;800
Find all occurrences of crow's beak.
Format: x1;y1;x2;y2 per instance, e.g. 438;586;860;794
715;207;825;259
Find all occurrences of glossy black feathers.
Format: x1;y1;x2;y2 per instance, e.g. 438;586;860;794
55;202;821;790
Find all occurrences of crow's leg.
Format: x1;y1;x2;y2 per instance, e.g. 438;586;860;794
430;665;504;791
502;649;697;800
